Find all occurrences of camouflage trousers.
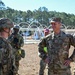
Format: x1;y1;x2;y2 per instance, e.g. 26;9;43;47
39;59;47;75
0;65;13;75
15;61;19;72
0;68;8;75
48;66;71;75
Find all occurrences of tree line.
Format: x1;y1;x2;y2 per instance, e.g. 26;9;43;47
0;0;75;28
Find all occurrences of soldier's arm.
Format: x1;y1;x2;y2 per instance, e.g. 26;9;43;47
69;49;75;61
69;34;75;46
19;35;24;47
8;43;17;70
38;38;47;60
68;34;75;61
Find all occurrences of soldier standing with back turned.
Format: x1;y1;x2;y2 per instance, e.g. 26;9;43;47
38;17;75;75
0;18;16;75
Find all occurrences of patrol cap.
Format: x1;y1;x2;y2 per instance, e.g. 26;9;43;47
44;28;49;32
0;18;14;28
50;17;61;23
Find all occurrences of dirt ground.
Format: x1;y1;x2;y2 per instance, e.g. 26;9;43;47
19;44;40;75
18;44;75;75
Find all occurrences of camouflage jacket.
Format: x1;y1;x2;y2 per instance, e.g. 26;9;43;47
0;37;15;74
8;33;24;49
38;31;75;63
38;37;48;60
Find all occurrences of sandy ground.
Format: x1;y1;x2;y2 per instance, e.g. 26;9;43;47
19;44;40;75
18;44;75;75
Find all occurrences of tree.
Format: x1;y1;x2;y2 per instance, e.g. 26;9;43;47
0;0;6;10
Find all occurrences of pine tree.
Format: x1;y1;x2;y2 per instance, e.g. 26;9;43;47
0;0;6;10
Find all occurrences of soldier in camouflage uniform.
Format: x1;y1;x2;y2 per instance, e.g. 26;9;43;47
38;29;49;75
0;18;16;75
8;25;24;74
38;17;75;75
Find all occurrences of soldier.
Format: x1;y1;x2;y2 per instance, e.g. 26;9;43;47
38;17;75;75
38;30;49;75
0;18;16;75
8;25;25;74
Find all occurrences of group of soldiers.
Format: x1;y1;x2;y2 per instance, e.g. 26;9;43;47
0;17;75;75
0;18;25;75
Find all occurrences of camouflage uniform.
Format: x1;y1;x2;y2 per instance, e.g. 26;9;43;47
38;38;48;75
38;31;75;75
0;18;16;75
39;59;46;75
8;25;24;74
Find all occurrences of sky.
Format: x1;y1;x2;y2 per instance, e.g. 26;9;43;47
2;0;75;15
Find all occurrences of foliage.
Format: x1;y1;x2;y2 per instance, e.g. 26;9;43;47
0;0;75;28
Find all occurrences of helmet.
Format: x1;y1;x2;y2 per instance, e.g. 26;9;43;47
0;18;14;28
13;25;20;30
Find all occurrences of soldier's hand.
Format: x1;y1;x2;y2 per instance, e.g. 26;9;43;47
44;57;49;64
64;60;71;66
